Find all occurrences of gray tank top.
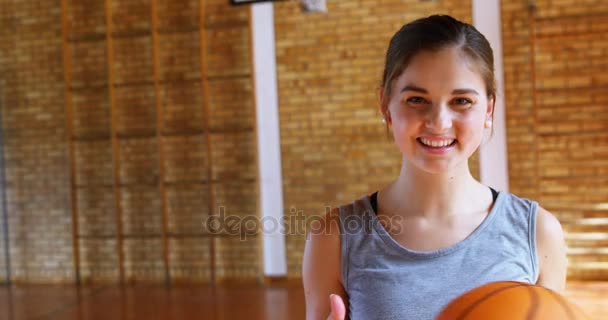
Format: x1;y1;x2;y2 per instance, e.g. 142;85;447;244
338;191;539;320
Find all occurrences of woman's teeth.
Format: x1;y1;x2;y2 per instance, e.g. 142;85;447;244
419;138;455;148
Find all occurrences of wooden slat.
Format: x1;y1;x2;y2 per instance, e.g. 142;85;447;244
567;255;608;266
528;6;542;206
545;203;608;211
199;0;216;285
246;7;265;283
567;239;608;250
568;248;608;255
150;0;171;287
563;223;608;234
568;262;608;269
104;0;126;284
111;29;151;39
538;202;608;260
157;26;200;34
534;11;608;21
60;0;81;285
566;232;608;241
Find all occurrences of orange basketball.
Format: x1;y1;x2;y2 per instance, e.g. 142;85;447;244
436;281;590;320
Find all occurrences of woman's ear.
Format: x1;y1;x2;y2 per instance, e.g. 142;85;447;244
377;86;385;114
486;94;495;123
378;87;390;125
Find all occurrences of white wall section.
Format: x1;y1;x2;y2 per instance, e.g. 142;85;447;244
251;2;287;276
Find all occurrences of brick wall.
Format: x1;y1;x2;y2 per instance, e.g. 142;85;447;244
0;0;257;283
273;0;474;277
502;0;608;280
0;0;73;282
502;1;538;200
0;0;10;282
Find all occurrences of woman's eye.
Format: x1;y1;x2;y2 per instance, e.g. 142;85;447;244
406;97;428;105
452;98;473;107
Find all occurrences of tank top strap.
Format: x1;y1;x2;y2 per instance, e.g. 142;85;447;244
368;186;499;215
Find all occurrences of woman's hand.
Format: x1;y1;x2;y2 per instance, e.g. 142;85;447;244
326;294;346;320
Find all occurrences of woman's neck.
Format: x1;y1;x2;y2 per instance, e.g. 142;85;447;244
383;160;488;219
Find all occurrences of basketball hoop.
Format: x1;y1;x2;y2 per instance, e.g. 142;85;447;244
230;0;286;5
300;0;327;13
230;0;327;13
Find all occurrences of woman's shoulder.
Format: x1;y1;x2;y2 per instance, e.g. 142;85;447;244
495;190;539;213
334;193;376;217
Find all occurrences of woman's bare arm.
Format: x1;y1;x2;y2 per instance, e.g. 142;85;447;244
303;207;348;320
535;206;568;294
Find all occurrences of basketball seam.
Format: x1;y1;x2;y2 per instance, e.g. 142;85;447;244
455;282;529;320
525;284;540;320
545;287;576;320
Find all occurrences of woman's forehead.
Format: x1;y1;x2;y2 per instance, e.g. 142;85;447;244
395;47;486;93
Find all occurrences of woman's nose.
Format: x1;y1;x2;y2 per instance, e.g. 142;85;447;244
424;104;453;132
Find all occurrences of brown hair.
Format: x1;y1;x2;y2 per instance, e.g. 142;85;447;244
380;15;496;124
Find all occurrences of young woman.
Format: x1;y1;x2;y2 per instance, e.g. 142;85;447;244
303;15;567;320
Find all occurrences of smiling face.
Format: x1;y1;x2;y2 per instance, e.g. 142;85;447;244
382;46;494;174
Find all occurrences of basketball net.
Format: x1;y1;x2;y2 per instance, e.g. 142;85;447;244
300;0;327;13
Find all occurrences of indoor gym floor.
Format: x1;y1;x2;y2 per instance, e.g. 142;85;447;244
0;281;605;319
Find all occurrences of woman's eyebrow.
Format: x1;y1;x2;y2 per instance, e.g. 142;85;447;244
452;88;479;95
400;85;427;93
400;85;480;96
